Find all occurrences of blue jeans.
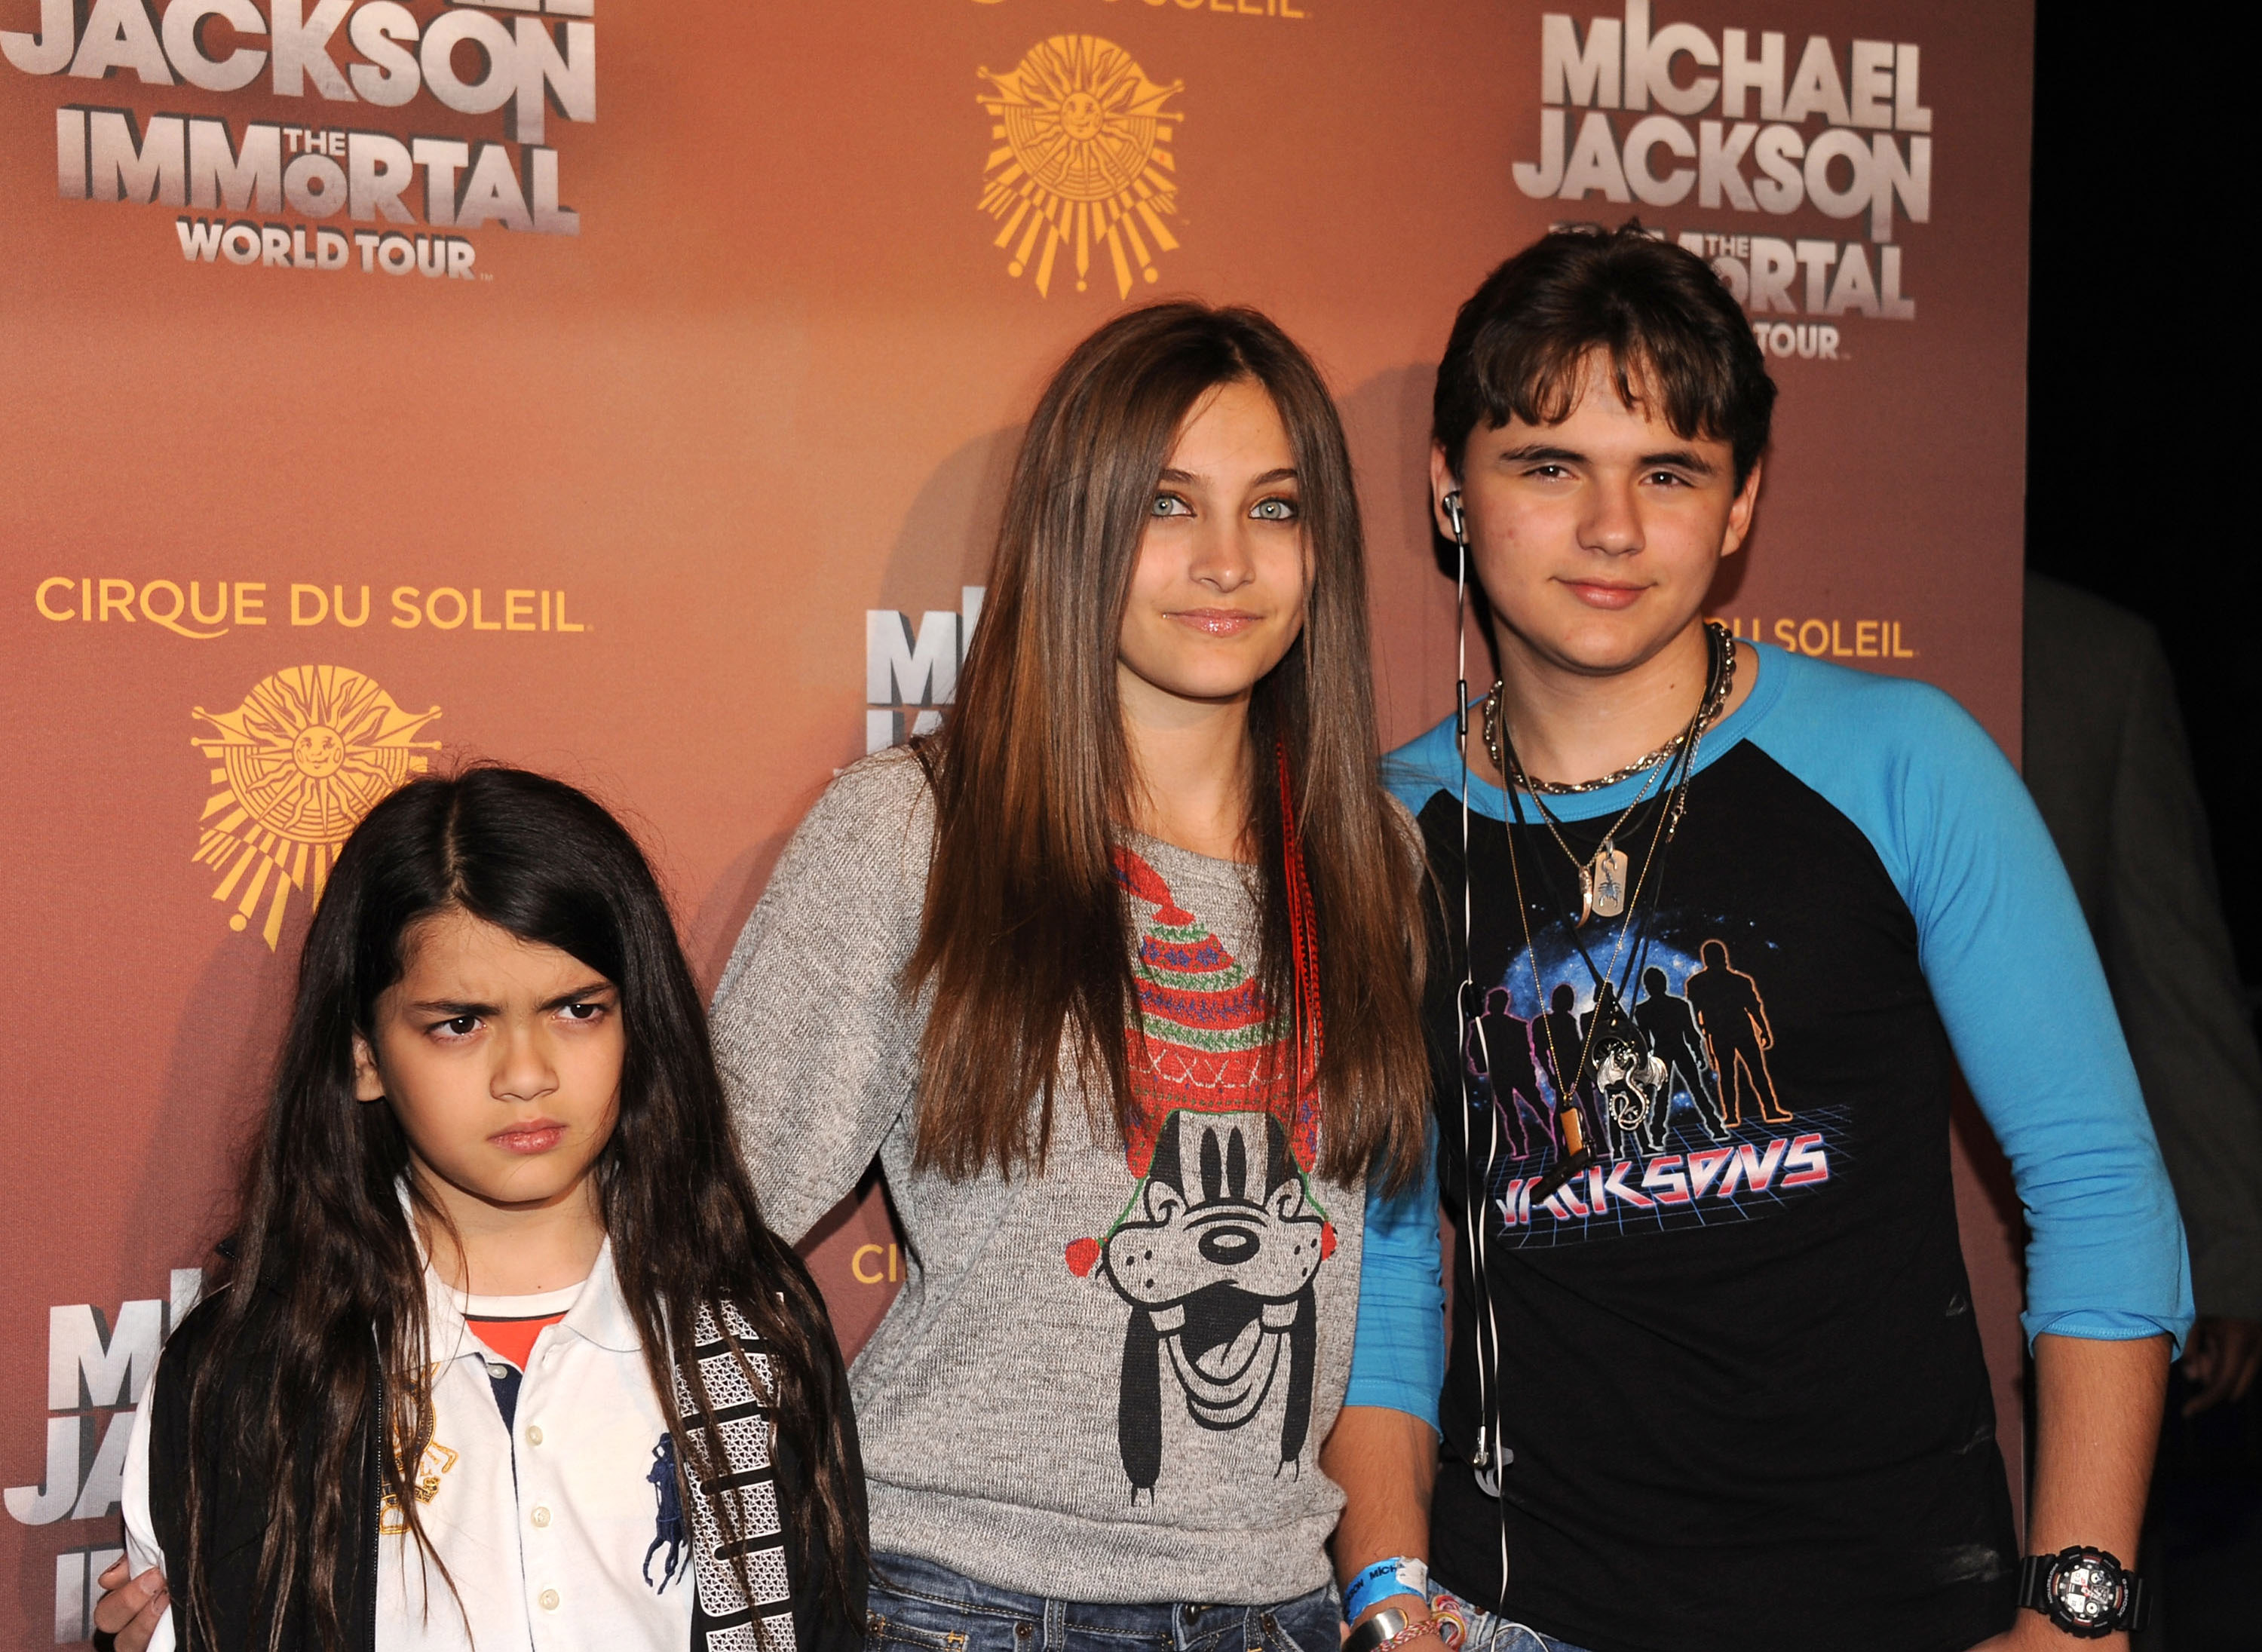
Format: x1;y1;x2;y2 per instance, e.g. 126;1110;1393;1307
1427;1580;1593;1652
866;1552;1341;1652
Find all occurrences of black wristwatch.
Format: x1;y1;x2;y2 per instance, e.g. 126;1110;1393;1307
2018;1546;2149;1637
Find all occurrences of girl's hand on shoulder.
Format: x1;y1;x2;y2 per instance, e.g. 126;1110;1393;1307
91;1556;167;1652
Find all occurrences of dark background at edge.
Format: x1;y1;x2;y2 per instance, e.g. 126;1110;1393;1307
2028;12;2261;1648
2025;11;2257;984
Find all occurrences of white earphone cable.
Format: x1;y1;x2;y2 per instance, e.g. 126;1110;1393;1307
1448;492;1513;1601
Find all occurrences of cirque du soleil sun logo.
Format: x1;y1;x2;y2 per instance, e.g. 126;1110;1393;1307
192;664;442;949
978;35;1185;299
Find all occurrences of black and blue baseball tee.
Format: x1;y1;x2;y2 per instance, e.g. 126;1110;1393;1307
1351;642;2192;1652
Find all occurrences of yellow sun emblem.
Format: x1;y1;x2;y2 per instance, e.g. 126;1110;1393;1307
191;665;443;949
979;35;1185;299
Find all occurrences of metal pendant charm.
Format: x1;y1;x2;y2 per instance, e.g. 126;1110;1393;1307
1589;843;1629;918
1574;863;1595;927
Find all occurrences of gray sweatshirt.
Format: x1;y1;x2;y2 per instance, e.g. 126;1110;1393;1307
711;751;1366;1604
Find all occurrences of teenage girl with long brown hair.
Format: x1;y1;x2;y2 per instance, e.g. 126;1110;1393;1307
710;304;1442;1650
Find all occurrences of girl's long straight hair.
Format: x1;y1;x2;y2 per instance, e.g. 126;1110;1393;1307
908;302;1428;1188
182;767;860;1650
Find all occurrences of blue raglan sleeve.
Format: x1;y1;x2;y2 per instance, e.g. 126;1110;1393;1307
1344;756;1455;1427
1762;663;2193;1351
1345;1116;1445;1426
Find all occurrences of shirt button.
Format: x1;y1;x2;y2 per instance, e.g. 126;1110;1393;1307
531;1506;551;1528
539;1589;560;1612
526;1425;544;1446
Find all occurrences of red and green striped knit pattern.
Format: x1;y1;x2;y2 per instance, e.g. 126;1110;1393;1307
1112;847;1315;1179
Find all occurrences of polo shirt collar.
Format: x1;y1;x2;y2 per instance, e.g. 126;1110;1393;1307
551;1240;641;1353
397;1181;643;1359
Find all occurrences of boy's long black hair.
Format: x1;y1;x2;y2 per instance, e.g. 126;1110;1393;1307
181;766;862;1650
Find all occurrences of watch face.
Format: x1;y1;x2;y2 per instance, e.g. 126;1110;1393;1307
2052;1555;2122;1626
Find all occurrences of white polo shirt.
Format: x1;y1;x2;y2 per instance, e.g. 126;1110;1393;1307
124;1242;697;1651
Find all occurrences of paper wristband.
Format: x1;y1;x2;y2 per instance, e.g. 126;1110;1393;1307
1342;1558;1431;1625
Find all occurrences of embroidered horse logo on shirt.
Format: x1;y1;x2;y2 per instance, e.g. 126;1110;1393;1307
643;1433;688;1590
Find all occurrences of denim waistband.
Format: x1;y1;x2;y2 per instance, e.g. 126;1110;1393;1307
1426;1580;1592;1652
867;1550;1338;1652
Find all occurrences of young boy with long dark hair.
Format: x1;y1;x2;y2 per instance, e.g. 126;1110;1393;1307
114;768;866;1652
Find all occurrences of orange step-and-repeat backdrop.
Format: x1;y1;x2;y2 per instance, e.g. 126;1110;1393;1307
1;1;2031;1640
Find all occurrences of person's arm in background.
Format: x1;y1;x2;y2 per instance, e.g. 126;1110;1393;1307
2094;622;2262;1413
1321;1122;1445;1651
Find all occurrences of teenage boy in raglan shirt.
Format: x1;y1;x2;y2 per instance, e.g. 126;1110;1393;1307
1322;225;2191;1652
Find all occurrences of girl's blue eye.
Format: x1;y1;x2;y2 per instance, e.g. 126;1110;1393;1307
1250;498;1298;522
1151;494;1192;517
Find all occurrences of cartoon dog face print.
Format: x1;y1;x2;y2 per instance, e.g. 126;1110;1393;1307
1100;1108;1327;1496
1105;1108;1329;1320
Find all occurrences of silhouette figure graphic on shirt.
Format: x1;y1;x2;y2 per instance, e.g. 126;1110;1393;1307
1536;979;1592;1133
1466;986;1546;1158
1579;982;1666;1161
1634;964;1730;1150
1684;939;1793;1128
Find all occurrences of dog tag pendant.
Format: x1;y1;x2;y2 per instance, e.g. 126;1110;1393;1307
1589;841;1629;918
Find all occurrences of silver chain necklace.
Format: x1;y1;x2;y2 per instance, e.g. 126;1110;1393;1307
1481;620;1738;796
1482;621;1734;924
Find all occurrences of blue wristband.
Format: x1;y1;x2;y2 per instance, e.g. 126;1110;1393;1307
1342;1558;1429;1625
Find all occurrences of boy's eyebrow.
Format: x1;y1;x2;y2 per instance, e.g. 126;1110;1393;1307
403;981;613;1017
406;998;499;1017
539;982;615;1011
1494;442;1718;475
